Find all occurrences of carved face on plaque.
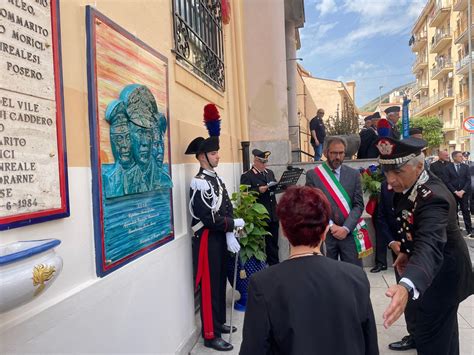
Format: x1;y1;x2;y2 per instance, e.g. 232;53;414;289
110;113;133;169
129;122;153;167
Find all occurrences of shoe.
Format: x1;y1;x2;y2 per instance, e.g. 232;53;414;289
388;335;416;351
370;264;387;273
219;324;237;334
204;337;233;351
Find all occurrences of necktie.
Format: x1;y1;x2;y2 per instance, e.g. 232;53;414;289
456;164;459;174
332;169;339;181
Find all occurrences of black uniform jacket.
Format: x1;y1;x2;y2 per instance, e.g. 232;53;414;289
358;127;379;159
240;255;379;355
190;168;234;236
241;167;278;222
393;172;473;304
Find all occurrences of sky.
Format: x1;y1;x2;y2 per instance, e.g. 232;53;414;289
297;0;427;108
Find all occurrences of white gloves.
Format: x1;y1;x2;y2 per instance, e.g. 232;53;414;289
226;232;241;253
234;218;245;228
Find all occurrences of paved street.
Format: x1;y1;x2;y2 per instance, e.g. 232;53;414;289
191;267;474;354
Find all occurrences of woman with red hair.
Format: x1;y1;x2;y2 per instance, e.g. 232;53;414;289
240;186;378;355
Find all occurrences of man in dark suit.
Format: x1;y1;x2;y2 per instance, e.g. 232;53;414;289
384;106;401;140
306;136;365;267
445;150;472;237
378;137;474;354
429;150;450;184
241;149;279;265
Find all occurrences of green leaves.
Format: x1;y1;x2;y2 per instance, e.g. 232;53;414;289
231;185;271;264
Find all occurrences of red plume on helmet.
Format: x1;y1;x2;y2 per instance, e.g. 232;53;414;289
203;103;221;137
377;118;391;138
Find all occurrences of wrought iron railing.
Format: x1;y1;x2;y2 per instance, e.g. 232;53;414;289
412;89;453;115
431;58;453;78
172;0;225;91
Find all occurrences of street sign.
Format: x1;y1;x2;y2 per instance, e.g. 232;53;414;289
462;117;474;133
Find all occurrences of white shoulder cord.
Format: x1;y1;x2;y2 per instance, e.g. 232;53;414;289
188;175;223;222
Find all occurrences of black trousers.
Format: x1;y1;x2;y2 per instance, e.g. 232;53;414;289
265;221;280;266
193;231;228;339
455;193;472;233
326;233;362;267
416;303;459;355
373;205;388;267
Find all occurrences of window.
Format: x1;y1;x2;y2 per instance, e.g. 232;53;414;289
172;0;225;91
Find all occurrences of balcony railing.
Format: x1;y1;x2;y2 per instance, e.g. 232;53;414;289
454;21;474;44
456;93;470;106
412;89;454;115
430;28;452;52
413;80;429;94
410;32;428;51
412;55;428;72
456;52;474;75
431;58;453;79
429;1;451;27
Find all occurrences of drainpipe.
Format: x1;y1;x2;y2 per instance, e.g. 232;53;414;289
241;141;250;172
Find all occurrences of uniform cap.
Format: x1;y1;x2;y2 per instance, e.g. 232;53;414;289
252;149;271;161
376;137;427;171
384;106;401;115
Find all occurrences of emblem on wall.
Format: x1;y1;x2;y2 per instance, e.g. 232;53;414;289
86;7;174;276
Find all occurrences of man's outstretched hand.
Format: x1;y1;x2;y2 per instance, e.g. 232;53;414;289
383;284;409;329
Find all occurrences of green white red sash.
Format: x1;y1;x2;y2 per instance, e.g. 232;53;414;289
314;164;373;258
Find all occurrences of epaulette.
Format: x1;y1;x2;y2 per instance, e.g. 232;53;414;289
417;184;433;200
190;177;210;191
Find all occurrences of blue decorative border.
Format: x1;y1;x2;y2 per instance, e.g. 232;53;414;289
86;6;174;277
1;0;70;231
0;239;61;266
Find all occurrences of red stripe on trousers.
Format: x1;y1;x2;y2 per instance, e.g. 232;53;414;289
195;229;214;339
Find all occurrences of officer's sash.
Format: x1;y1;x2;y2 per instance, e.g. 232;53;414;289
315;164;373;258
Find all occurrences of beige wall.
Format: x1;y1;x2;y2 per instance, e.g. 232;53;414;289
302;76;352;120
60;0;248;167
242;0;289;142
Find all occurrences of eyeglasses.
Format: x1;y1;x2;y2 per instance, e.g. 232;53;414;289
256;158;268;163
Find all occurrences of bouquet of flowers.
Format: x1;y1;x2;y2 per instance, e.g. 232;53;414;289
359;164;384;215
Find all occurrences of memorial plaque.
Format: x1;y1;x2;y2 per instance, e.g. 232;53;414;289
0;0;69;230
86;7;174;276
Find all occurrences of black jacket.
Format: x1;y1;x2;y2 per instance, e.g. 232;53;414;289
241;167;278;222
445;162;471;193
376;181;398;246
393;172;473;304
429;160;449;184
358;127;379;159
240;256;379;355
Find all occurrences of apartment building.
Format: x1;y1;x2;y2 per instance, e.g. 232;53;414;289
410;0;473;151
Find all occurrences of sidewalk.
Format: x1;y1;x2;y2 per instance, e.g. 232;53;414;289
191;267;474;355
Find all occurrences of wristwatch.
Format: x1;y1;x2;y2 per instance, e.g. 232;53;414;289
398;281;414;298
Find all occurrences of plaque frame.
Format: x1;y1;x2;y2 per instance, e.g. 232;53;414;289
0;0;70;231
86;7;174;277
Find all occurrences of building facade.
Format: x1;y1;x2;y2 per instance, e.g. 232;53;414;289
410;0;473;152
0;0;304;353
296;64;358;160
